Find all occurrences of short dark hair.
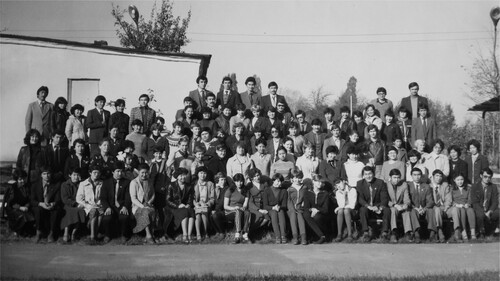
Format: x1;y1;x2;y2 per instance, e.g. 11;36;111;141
430;139;445;150
408;82;419;89
295;110;306;117
173;167;189;178
123;140;135;150
432;169;444;176
467;139;481;152
362;166;375;174
54;97;68;109
447;145;462;157
418;103;429;111
195;166;209;175
325;146;339;155
245;77;256;85
131;119;143;127
115;99;126;107
352;110;363;118
72;138;86;148
288;121;299;129
139;94;150;102
235;103;246;111
51;130;65;138
196;75;208;83
398;106;410;115
411;167;422;175
311;118;322;126
481;167;493;176
248;168;262;179
233;173;245;183
183;96;194;103
94;95;106;104
385;110;395;118
222;76;232;84
389;169;401;177
340;106;350;114
70;104;85;115
366;124;379;133
112;162;125;171
255;138;267;147
272;173;284;183
387;146;398;154
268;81;278;88
346;146;359;155
12;169;28;181
37;86;49;96
376;87;387;94
407;149;421;160
290;168;304;179
323;108;335;115
206;92;216;100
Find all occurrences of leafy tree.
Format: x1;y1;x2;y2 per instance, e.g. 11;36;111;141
111;0;191;52
308;86;333;120
280;88;309;117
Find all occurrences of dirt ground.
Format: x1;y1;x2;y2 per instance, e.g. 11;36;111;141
1;242;499;279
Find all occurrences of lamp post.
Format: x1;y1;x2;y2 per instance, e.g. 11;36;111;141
491;7;499;96
128;5;140;28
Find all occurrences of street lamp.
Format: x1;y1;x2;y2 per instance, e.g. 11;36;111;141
128;5;140;27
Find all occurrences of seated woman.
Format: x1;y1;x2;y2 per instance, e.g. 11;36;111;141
224;173;250;244
60;167;86;243
211;173;229;239
164;167;195;243
262;173;288;244
90;139;118;180
64;138;90;181
451;173;476;241
287;168;307;245
334;179;357;242
302;174;329;244
130;163;156;244
270;146;295;181
295;142;320;181
193;166;215;242
76;165;105;244
424;139;450;179
4;169;34;237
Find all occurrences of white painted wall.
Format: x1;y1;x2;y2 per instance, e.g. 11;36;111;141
0;37;205;161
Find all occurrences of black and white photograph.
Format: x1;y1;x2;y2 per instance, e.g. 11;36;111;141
0;0;499;280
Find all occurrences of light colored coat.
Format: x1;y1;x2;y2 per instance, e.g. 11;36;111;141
25;100;53;141
424;153;450;177
429;181;452;211
76;178;103;215
335;187;357;213
129;177;155;214
65;115;86;147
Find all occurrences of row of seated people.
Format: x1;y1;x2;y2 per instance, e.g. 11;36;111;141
4;159;499;245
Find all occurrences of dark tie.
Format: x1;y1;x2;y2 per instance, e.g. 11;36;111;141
115;181;120;208
249;92;254;105
54;146;60;166
423;119;427;132
43;184;49;203
369;185;373;206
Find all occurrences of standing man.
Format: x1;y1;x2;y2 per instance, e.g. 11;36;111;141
240;77;262;110
399;82;429;119
371;87;394;119
86;95;110;157
26;86;54;146
189;76;213;111
470;168;499;237
129;94;156;136
356;166;391;242
260;81;290;114
410;104;436;145
216;76;242;116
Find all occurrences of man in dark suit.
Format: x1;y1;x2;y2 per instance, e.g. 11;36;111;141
399;82;429;119
410;103;436;145
188;75;213;111
240;77;262;110
408;167;436;242
40;130;70;183
216;76;242;116
356;166;391;242
260;81;290;114
295;110;312;136
211;172;229;238
25;86;53;146
321;108;337;135
86;95;111;157
129;94;156;136
100;162;133;243
469;168;499;237
318;146;342;188
31;167;61;243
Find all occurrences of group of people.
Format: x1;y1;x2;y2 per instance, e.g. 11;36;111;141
4;77;498;246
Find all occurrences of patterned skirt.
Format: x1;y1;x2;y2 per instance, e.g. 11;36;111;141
133;207;157;233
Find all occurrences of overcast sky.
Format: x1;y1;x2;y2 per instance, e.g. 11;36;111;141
1;0;497;124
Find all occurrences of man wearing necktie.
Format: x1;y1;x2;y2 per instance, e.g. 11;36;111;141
408;167;436;243
216;76;242;116
41;130;69;183
189;76;214;112
469;168;499;238
101;162;133;243
31;167;61;243
319;146;342;186
356;166;391;242
410;103;436;145
429;170;453;243
128;94;156;136
86;95;110;157
260;81;290;114
240;77;262;111
25;86;54;146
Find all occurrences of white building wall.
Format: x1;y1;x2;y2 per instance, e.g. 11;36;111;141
0;37;205;161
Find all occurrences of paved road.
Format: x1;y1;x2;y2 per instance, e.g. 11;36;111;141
1;242;499;279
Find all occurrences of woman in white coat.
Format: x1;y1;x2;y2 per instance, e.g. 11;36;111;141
65;104;87;148
130;163;156;243
76;165;104;243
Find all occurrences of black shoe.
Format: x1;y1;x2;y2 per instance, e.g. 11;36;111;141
232;237;241;244
429;230;437;243
314;236;325;244
406;232;414;243
414;231;421;243
362;232;371;243
390;234;397;243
